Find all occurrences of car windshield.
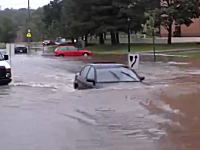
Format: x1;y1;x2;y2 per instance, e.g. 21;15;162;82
96;66;140;83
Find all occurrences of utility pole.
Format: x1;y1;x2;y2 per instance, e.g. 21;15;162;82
27;0;31;53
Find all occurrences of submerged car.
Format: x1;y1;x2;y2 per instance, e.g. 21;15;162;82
15;46;28;54
74;63;145;90
0;53;12;85
55;46;93;57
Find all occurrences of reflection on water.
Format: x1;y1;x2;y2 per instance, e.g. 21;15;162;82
0;85;10;97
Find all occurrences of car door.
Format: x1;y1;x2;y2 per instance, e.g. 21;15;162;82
63;46;71;56
58;47;67;56
67;46;79;56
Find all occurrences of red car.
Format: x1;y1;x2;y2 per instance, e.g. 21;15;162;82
55;46;93;57
42;40;55;46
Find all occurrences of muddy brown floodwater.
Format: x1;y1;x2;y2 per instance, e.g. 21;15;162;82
90;55;200;150
0;53;199;150
158;58;200;150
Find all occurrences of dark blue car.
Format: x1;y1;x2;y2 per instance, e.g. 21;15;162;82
74;63;145;90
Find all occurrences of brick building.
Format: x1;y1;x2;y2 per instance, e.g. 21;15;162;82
160;18;200;37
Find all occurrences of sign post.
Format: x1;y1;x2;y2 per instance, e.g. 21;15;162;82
128;53;140;70
26;30;32;53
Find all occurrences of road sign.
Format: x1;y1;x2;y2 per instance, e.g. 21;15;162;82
26;32;32;38
128;53;140;70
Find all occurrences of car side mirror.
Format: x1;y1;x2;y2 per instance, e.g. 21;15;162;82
86;79;96;85
139;76;145;81
4;55;9;60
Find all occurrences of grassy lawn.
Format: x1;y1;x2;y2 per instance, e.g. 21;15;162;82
187;52;200;57
86;43;200;54
167;52;200;58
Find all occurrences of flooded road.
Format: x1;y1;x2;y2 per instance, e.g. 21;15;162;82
0;53;199;150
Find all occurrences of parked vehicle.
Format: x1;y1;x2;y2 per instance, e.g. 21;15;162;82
0;53;12;85
55;46;93;57
73;63;145;89
55;37;66;45
42;40;55;46
15;46;28;54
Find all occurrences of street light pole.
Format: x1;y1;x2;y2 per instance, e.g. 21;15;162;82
152;28;156;62
151;12;156;62
127;2;133;53
127;17;131;53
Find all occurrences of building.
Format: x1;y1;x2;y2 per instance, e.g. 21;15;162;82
160;18;200;37
160;0;200;37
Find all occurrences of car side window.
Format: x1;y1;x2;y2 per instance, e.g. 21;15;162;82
68;46;78;50
80;66;90;78
59;47;66;51
87;67;95;80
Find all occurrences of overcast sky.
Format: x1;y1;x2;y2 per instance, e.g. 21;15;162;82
0;0;51;9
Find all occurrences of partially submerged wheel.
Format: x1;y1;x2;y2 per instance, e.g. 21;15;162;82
83;53;89;57
59;54;64;57
74;83;78;89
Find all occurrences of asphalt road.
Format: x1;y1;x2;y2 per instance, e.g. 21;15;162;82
0;53;199;150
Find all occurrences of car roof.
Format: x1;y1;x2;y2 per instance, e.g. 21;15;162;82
15;46;27;48
89;63;125;69
58;45;75;47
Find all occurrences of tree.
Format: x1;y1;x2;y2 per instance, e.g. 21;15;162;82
61;0;149;45
42;0;157;45
156;0;200;44
29;8;46;41
0;17;17;43
62;0;96;44
43;0;63;39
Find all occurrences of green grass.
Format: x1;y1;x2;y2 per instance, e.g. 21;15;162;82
168;52;200;58
86;43;200;54
188;52;200;57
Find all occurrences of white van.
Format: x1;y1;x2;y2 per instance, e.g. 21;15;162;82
0;52;12;85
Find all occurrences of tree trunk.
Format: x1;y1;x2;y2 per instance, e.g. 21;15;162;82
115;32;120;44
71;38;75;43
104;33;107;40
110;31;116;45
84;34;88;46
99;33;104;44
167;23;172;44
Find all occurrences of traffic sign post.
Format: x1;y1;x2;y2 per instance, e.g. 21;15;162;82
26;30;32;53
26;32;32;38
128;53;140;70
